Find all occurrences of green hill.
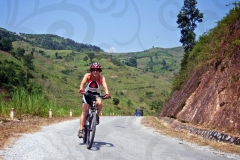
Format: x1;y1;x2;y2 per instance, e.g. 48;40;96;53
0;27;103;52
111;46;183;81
0;29;184;117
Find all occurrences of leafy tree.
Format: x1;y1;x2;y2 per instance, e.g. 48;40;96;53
162;59;167;67
150;100;164;113
55;52;58;58
130;57;137;67
27;72;34;79
127;100;133;107
87;52;95;63
23;54;34;70
229;1;240;8
39;50;44;55
18;70;27;88
17;47;25;57
0;70;9;84
0;38;13;52
113;98;120;105
176;0;203;53
0;59;43;94
83;56;88;63
145;91;153;98
125;57;137;67
149;56;153;62
111;58;123;66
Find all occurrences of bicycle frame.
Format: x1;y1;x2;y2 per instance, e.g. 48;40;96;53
82;93;106;149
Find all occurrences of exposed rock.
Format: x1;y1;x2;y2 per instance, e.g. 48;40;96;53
159;10;240;144
160;117;240;145
159;48;240;143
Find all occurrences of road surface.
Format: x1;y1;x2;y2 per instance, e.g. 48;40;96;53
1;116;239;160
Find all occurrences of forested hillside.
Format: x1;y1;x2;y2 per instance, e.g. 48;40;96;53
0;28;102;52
0;28;184;118
19;33;103;52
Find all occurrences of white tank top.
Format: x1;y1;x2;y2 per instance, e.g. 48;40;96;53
85;74;102;93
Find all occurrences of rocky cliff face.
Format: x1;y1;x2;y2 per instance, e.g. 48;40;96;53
159;17;240;138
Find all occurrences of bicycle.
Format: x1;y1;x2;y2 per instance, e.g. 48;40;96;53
82;92;108;149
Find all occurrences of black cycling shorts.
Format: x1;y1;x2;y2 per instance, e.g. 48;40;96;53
82;91;100;106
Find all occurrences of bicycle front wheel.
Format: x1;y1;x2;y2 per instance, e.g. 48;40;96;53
86;112;97;149
83;115;89;144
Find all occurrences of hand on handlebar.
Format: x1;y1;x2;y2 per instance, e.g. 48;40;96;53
104;94;111;99
78;89;85;94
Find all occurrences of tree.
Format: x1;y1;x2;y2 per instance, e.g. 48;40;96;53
0;38;13;52
145;91;153;98
125;57;137;67
55;52;58;59
162;59;167;67
39;50;44;55
83;56;88;63
23;54;34;70
87;52;95;63
17;47;25;57
150;100;164;113
113;98;120;105
176;0;203;53
18;70;27;88
127;100;133;107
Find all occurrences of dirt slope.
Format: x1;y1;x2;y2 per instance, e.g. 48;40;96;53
159;8;240;144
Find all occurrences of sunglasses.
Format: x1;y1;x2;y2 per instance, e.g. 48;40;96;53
91;69;100;72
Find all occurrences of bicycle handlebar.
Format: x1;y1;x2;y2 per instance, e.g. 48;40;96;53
83;92;109;100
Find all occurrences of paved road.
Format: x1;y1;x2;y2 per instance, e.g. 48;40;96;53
1;116;239;160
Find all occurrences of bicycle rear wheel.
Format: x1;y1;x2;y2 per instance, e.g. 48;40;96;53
86;112;97;149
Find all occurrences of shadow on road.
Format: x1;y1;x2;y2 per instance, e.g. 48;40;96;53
92;141;114;150
79;141;114;151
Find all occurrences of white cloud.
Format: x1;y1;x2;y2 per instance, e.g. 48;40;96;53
107;47;116;53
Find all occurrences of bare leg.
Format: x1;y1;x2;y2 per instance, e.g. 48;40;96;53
96;98;102;117
80;103;89;130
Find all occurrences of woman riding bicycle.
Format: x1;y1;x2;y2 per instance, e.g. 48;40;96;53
78;62;111;138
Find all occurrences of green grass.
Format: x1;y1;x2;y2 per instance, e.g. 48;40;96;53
1;40;184;117
0;87;81;118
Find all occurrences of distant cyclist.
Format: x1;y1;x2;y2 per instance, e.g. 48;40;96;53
78;62;111;138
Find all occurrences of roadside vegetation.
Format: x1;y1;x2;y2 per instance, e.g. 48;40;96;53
1;1;239;120
0;87;80;118
0;28;184;119
172;2;240;91
1;1;240;155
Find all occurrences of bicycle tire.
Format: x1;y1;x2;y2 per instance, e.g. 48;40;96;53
86;112;97;149
83;115;89;143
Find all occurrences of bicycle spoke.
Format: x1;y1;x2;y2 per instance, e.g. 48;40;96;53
80;93;106;150
87;113;96;149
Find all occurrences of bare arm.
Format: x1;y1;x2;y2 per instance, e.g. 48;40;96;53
101;76;109;94
79;73;89;90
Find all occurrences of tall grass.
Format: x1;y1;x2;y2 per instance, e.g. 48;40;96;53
0;88;81;118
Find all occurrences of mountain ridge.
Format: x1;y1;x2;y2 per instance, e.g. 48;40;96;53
0;28;184;116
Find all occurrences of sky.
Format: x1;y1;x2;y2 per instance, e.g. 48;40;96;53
0;0;235;53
